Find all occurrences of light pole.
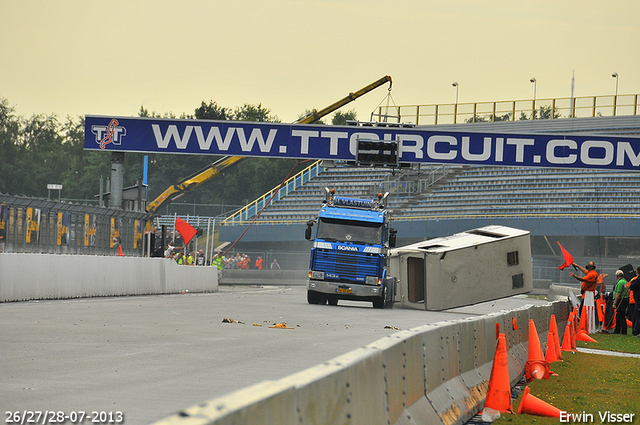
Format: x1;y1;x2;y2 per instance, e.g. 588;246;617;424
452;82;459;123
612;72;619;116
530;78;537;119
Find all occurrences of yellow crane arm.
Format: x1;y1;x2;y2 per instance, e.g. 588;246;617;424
146;156;244;215
145;75;392;217
295;75;392;124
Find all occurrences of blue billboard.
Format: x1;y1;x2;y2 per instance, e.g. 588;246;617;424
85;115;640;171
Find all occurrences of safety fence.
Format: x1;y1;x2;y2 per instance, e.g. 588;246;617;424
385;93;640;125
0;193;148;256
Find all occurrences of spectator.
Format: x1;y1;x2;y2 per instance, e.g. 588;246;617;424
212;250;225;270
255;256;264;270
195;249;206;266
164;242;184;258
629;266;640;336
270;259;281;270
612;270;630;335
212;250;225;279
241;254;250;270
175;252;184;265
186;251;194;265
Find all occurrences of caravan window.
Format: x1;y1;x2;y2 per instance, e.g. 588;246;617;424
507;251;519;266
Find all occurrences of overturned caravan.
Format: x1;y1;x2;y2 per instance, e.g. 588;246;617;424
389;225;532;311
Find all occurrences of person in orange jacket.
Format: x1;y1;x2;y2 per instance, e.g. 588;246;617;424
629;266;640;336
255;256;264;270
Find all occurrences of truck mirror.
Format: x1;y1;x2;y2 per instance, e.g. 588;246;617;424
305;221;314;240
389;228;397;247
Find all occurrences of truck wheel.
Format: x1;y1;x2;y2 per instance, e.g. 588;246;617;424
373;297;384;309
328;295;338;306
307;290;322;304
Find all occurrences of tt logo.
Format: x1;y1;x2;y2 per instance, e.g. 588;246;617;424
92;119;126;149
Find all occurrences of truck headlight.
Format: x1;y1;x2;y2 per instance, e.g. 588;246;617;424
365;276;380;285
311;271;325;280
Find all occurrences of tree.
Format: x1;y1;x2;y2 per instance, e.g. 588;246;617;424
232;103;279;122
194;101;230;121
520;105;561;120
0;98;20;194
331;109;357;125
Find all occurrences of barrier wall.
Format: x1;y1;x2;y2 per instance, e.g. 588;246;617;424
0;254;218;302
153;299;570;425
220;269;307;286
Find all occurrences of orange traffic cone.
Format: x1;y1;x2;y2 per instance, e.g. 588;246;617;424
517;386;562;418
549;315;562;361
118;245;123;256
577;306;589;334
525;319;550;381
596;297;605;324
561;322;576;352
545;328;562;363
576;330;597;343
570;313;578;351
483;333;513;413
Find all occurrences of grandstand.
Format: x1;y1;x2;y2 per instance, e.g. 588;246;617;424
219;114;640;277
229;163;640;222
224;114;640;225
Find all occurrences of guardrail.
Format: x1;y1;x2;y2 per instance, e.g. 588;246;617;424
221;160;324;225
384;93;639;125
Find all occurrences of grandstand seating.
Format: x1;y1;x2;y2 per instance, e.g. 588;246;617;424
250;165;640;223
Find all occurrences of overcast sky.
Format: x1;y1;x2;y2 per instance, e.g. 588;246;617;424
2;1;638;123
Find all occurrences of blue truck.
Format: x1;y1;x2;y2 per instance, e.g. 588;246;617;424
305;188;397;308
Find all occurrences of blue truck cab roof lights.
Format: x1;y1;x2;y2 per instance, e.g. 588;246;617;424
323;187;389;211
318;207;385;223
333;197;374;209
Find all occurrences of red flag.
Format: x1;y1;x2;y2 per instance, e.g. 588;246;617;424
557;241;573;270
175;217;197;245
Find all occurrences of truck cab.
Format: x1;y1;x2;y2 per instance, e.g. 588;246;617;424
305;188;396;308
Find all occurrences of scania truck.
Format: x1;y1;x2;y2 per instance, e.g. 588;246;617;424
305;188;397;308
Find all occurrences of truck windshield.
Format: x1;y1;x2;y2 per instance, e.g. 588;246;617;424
316;217;383;245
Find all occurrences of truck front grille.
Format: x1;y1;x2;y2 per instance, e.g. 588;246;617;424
314;250;379;283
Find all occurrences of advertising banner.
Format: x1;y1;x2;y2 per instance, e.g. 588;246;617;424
84;214;96;247
110;217;121;248
85;115;640;171
25;208;41;244
57;212;70;246
0;204;6;243
134;220;142;250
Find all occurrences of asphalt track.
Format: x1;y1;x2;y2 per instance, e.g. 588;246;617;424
1;285;550;424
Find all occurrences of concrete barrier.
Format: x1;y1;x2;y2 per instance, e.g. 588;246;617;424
153;299;570;425
219;269;307;286
0;254;218;302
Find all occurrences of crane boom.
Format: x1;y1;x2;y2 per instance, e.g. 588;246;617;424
145;76;392;217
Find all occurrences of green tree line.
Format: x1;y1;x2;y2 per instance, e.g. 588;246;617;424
0;97;356;215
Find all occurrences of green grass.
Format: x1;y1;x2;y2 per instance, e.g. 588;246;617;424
494;330;640;424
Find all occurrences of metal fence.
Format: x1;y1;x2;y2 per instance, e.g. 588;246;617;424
0;193;148;256
385;93;640;125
